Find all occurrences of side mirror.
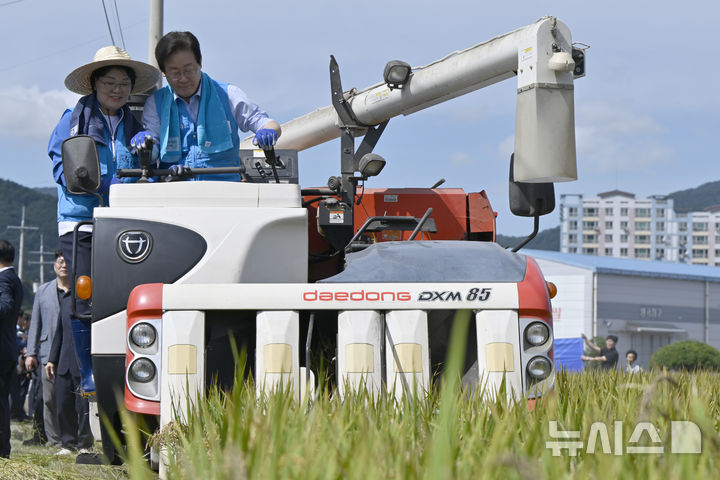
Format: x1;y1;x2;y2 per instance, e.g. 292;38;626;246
508;153;555;217
61;135;101;195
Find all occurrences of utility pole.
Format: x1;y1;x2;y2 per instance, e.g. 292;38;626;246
29;233;56;284
149;0;163;87
7;205;39;280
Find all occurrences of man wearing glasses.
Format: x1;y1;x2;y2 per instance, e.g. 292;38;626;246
134;31;282;181
25;251;68;448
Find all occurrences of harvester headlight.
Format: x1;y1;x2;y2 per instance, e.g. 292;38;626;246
130;323;157;348
383;60;411;90
525;322;550;346
129;358;156;383
527;356;552;380
359;153;386;179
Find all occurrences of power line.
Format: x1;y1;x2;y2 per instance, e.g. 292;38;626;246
101;0;116;46
0;35;106;73
0;0;25;7
0;21;144;73
113;0;126;50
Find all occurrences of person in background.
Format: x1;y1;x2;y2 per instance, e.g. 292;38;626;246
625;349;642;374
45;272;94;455
0;240;24;458
10;311;31;422
48;46;160;396
135;31;281;181
23;353;45;446
580;333;619;370
24;251;67;447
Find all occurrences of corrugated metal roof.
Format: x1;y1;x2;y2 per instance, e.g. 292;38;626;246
523;249;720;282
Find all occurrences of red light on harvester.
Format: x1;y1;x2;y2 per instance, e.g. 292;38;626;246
76;275;92;300
546;282;557;299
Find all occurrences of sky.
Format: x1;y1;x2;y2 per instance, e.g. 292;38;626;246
0;0;718;236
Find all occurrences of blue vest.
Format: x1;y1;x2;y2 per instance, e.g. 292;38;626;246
154;80;242;182
52;106;139;223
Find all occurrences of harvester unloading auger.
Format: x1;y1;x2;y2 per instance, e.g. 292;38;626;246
59;16;585;469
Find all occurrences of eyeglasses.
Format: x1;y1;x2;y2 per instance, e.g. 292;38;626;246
98;79;132;91
165;66;200;81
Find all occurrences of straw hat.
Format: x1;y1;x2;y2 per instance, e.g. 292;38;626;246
64;46;160;95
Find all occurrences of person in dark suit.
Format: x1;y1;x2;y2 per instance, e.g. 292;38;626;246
0;239;24;458
10;310;31;422
45;267;93;452
25;251;66;447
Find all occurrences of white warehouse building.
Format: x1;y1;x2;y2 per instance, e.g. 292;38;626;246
524;249;720;369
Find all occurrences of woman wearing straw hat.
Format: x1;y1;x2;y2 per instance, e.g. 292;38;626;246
46;46;160;404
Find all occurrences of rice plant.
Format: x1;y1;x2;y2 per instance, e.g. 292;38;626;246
137;340;720;479
7;367;719;479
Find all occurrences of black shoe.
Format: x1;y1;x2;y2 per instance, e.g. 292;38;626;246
22;436;45;446
76;452;104;465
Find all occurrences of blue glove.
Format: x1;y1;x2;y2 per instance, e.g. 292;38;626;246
130;131;154;151
253;128;277;149
168;164;192;178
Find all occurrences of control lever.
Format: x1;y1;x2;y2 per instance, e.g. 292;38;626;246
136;137;155;183
262;147;281;183
254;161;269;182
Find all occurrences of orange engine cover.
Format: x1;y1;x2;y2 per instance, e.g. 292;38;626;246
303;187;496;281
354;188;469;241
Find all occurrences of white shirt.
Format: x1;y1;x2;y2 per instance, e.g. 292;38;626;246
626;364;642;374
142;80;273;143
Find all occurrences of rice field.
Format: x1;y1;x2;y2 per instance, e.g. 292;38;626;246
4;367;720;479
120;368;717;480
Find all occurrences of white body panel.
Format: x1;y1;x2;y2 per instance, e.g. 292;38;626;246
93;311;127;354
109;181;302;208
159;310;205;425
92;182;307;355
103;183;307;284
385;310;430;400
161;282;519;311
475;310;522;400
255;311;300;400
157;311;205;479
337;311;383;396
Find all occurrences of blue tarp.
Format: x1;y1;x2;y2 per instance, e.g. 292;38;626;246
554;337;584;371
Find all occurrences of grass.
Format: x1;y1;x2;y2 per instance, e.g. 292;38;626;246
1;420;129;480
5;368;720;479
6;318;716;479
130;355;720;479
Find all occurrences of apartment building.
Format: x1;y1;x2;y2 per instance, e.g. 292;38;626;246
560;190;720;266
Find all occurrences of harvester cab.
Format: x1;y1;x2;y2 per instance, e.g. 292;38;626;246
62;16;584;469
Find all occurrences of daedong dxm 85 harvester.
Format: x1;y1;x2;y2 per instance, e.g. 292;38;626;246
59;16;584;467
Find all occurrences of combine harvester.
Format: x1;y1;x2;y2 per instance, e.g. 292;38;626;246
60;16;585;467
